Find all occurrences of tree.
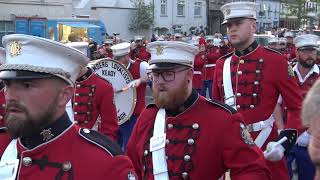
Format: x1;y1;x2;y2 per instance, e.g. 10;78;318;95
281;0;320;28
129;0;154;33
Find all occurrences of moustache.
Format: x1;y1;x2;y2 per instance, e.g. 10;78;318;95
5;102;27;112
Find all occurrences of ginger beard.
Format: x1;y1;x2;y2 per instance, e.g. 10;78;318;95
152;76;189;109
5;97;58;138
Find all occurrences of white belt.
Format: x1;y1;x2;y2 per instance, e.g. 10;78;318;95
0;139;19;180
223;56;236;109
193;71;202;75
247;116;275;148
204;64;216;68
151;109;169;180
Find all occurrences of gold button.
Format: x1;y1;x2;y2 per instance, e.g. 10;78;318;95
239;60;245;64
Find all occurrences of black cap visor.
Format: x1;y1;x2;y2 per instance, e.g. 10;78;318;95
298;46;317;51
0;70;53;80
148;63;188;70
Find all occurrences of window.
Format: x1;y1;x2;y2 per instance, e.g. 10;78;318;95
0;21;14;46
177;0;185;16
160;0;167;16
194;2;202;16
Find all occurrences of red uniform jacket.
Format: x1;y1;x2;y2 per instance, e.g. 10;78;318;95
73;68;118;141
203;46;222;80
130;46;151;62
0;114;136;180
212;42;303;179
129;60;147;116
127;91;271;180
192;52;205;89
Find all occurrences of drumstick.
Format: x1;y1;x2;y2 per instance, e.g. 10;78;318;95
264;137;288;154
115;86;129;94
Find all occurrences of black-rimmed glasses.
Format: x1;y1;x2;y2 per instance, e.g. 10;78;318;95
148;68;190;82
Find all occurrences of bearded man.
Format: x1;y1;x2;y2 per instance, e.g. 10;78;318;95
126;41;271;180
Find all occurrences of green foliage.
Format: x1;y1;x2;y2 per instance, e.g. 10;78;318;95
281;0;320;27
129;0;154;32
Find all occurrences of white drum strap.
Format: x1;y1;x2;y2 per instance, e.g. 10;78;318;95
223;56;236;110
253;116;275;148
66;100;74;122
150;109;169;180
0;139;19;180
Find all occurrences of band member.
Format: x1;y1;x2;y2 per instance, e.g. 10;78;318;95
267;37;279;51
127;40;271;179
301;79;320;180
193;40;205;95
284;32;297;61
0;48;5;127
285;34;319;179
212;2;303;179
111;42;149;150
65;42;119;141
130;36;151;61
73;66;119;141
0;34;136;180
202;37;223;99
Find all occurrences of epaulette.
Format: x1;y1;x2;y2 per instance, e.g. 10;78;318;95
146;103;157;109
206;99;237;114
264;47;282;55
79;128;124;157
218;52;233;60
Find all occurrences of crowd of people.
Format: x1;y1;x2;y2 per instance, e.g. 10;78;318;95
0;1;320;180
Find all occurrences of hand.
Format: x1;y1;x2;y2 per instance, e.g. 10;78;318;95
296;131;311;147
264;141;285;161
127;79;141;88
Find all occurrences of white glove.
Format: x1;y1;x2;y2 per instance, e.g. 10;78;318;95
127;79;141;88
264;141;285;161
296;131;311;147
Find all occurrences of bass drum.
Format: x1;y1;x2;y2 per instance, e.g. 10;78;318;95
88;58;137;125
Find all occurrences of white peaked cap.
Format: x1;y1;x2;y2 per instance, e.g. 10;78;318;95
0;34;89;85
294;34;320;49
221;1;258;25
65;42;89;56
147;41;199;69
111;42;131;56
268;37;279;44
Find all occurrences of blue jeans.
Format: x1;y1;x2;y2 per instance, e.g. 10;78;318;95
202;80;213;99
117;115;138;152
286;145;315;180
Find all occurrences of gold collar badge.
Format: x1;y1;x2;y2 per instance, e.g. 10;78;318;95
9;41;22;57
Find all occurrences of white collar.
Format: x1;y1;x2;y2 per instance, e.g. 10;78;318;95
293;63;319;83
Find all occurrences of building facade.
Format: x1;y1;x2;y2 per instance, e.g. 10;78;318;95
256;0;281;33
153;0;207;36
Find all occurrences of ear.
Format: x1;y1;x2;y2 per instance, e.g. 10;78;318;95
251;20;257;34
186;68;194;82
57;85;74;108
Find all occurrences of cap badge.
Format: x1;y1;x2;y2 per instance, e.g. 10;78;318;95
156;45;164;55
226;9;231;15
9;41;22;57
40;128;54;141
